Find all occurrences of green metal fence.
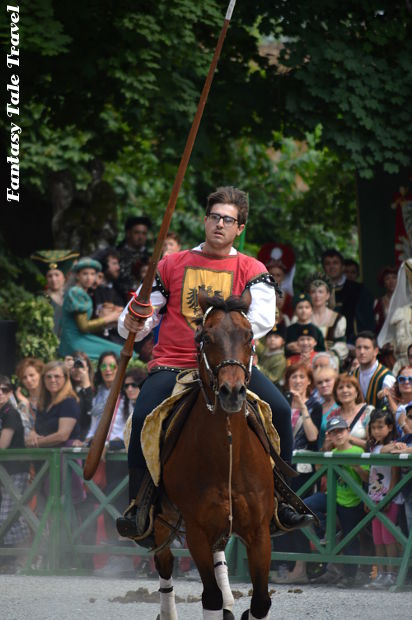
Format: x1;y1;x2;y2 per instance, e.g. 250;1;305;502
0;448;411;588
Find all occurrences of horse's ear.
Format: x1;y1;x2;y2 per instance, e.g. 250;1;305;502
198;287;211;314
241;288;252;310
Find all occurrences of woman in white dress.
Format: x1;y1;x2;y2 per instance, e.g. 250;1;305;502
308;276;348;365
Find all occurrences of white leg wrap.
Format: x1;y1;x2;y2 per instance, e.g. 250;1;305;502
203;610;223;619
249;612;270;620
213;551;234;611
159;576;178;620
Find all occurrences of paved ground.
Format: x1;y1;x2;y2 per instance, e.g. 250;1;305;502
2;574;412;620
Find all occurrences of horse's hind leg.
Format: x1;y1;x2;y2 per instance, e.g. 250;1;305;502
243;529;271;620
186;526;224;619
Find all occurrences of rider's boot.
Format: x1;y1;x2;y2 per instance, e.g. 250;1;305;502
270;470;317;536
116;467;157;548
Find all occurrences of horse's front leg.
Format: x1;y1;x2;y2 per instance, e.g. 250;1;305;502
242;528;272;620
186;525;225;620
213;550;234;615
154;519;178;620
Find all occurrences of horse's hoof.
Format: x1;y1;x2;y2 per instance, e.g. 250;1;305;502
223;610;235;620
240;611;249;620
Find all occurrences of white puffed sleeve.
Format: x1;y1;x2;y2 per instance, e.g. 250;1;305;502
247;281;277;340
117;288;167;342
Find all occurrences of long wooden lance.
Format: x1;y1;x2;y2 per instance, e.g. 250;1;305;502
83;0;238;480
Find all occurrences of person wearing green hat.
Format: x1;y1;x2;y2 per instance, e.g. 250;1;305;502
59;257;124;360
31;250;80;337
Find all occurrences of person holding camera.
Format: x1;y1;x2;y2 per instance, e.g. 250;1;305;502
14;358;45;434
69;351;94;441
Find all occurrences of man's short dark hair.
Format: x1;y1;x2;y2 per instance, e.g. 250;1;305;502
355;331;377;347
124;216;152;232
206;186;249;226
321;249;344;266
0;375;12;391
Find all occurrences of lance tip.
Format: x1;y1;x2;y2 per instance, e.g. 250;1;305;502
225;0;237;21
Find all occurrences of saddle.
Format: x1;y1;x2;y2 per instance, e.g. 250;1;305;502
125;371;313;546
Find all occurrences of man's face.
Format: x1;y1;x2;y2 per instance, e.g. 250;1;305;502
344;263;359;282
106;255;120;279
204;203;244;251
268;265;285;284
323;256;344;281
295;301;312;323
127;224;148;249
355;337;378;366
383;273;397;294
46;269;65;292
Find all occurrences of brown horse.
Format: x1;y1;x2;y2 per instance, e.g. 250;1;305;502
153;290;274;620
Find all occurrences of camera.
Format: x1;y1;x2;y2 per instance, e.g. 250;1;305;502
73;357;85;369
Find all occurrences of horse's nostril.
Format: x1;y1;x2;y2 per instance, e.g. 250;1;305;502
219;383;231;398
239;385;246;398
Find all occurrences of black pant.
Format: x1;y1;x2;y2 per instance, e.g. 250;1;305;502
128;366;292;469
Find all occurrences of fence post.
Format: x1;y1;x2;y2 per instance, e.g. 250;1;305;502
48;450;62;570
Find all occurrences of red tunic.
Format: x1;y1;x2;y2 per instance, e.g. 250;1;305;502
149;249;267;370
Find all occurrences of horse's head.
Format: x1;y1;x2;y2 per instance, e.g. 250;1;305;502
196;288;254;413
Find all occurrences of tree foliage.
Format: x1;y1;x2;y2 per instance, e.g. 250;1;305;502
258;0;412;178
0;244;59;361
1;0;405;264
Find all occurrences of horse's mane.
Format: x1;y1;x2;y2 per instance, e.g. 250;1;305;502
195;295;250;331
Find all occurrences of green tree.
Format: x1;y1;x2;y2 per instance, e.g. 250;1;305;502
257;0;412;178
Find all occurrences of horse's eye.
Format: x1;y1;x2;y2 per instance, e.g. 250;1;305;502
203;335;211;345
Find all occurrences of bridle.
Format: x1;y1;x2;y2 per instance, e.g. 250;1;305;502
197;305;255;413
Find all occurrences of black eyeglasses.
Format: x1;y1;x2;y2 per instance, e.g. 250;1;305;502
397;376;412;384
207;213;238;227
124;382;138;389
0;386;11;394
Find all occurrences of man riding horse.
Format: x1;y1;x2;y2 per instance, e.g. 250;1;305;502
116;186;314;542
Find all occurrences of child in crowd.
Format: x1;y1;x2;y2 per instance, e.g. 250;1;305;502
285;293;325;357
287;324;319;367
382;403;412;536
256;324;286;387
305;416;366;588
359;409;401;588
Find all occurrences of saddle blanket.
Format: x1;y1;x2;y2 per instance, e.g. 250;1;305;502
124;371;280;486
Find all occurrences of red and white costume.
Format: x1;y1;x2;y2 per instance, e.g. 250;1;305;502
118;245;277;371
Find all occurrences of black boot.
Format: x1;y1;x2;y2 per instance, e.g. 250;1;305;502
116;467;156;547
270;468;318;536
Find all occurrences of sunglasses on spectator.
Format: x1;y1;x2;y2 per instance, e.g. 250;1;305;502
406;413;412;420
397;376;412;384
100;363;116;371
0;386;11;394
45;374;64;380
124;382;138;389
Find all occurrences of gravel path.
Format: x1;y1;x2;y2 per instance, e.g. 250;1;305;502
2;575;411;620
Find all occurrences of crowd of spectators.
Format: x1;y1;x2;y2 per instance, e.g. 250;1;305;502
1;221;412;585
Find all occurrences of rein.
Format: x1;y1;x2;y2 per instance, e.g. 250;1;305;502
197;307;254;413
197;304;253;539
